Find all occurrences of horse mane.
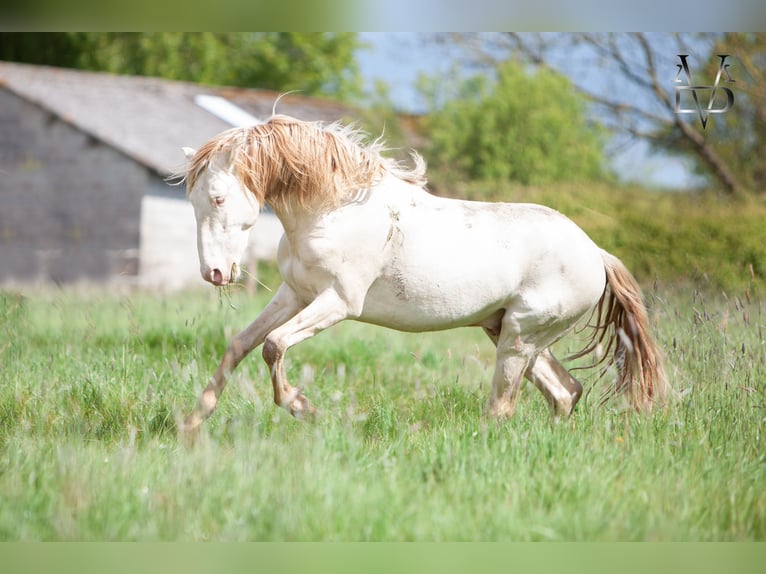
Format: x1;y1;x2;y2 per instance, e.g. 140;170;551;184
183;115;427;213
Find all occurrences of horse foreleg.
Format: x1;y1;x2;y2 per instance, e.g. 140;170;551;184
525;348;583;418
261;289;349;420
183;283;302;432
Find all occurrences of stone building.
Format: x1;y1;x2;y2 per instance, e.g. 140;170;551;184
0;61;356;290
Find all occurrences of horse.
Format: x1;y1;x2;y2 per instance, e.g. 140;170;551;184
179;114;668;431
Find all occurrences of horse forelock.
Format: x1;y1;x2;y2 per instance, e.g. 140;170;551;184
184;115;427;213
182;128;265;207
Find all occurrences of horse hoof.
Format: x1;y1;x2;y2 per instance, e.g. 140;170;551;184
289;395;318;422
178;422;201;447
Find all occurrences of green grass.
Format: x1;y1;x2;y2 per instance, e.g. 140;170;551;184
0;283;764;541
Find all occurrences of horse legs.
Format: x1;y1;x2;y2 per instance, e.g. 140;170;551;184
488;347;534;418
483;317;582;418
183;283;301;432
262;289;349;419
486;313;536;417
525;348;583;418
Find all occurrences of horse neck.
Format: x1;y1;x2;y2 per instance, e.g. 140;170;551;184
265;197;328;238
266;173;424;236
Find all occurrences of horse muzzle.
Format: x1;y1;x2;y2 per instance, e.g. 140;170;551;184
203;262;240;286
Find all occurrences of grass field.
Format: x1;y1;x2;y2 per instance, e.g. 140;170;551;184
0;280;764;541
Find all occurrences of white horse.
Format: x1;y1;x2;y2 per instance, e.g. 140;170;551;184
180;115;668;431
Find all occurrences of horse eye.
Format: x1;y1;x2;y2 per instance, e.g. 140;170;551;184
212;196;226;207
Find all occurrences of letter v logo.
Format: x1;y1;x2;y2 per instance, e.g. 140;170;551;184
674;54;735;129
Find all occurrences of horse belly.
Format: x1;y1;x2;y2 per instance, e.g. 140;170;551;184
358;257;515;332
359;287;503;332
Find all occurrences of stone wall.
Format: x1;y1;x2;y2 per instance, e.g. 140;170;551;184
0;89;147;283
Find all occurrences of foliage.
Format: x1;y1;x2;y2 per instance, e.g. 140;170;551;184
352;79;413;157
417;60;608;186
0;32;364;100
0;286;764;540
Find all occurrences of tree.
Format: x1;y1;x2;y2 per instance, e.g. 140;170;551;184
0;32;364;100
418;60;607;189
442;33;766;197
655;33;766;195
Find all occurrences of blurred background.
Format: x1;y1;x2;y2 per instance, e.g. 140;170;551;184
0;32;763;293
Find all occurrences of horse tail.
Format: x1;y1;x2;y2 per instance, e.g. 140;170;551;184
573;250;669;410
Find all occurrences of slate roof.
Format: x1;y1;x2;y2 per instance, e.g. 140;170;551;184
0;61;359;177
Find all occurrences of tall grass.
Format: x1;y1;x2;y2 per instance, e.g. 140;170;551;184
0;283;763;540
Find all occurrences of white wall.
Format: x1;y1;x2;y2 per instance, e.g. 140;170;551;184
139;181;203;291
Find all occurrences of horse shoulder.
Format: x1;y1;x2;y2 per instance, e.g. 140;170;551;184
277;204;393;310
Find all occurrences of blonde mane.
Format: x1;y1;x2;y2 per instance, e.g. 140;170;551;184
184;115;427;213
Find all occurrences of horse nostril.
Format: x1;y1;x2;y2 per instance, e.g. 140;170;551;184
211;268;225;285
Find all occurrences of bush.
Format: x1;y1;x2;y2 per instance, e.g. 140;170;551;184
419;61;608;186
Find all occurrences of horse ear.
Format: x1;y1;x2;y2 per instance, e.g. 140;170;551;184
182;147;196;160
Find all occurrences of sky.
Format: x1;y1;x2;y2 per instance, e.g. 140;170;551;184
355;33;706;190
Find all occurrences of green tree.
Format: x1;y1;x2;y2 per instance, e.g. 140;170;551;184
0;32;363;100
418;60;607;189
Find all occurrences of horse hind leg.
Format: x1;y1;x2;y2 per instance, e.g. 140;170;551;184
526;348;583;418
488;348;533;418
487;324;537;418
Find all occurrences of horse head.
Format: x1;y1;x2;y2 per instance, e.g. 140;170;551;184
183;146;260;286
